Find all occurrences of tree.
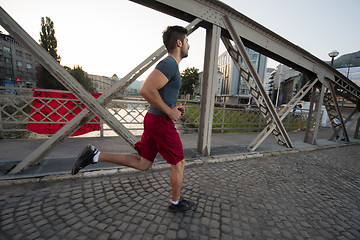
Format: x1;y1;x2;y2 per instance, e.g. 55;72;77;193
68;65;94;92
37;16;64;89
40;17;61;61
180;67;199;96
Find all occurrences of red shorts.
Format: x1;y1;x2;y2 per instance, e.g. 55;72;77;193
134;112;184;165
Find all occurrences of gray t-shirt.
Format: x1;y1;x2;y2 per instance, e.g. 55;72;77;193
148;56;181;117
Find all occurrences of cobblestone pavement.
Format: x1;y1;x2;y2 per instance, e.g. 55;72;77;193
1;145;360;240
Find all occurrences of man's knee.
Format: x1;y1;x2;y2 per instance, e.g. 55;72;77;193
138;157;152;171
174;159;185;170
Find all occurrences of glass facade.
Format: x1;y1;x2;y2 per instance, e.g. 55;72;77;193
218;46;267;103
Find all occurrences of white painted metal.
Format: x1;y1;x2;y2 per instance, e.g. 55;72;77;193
1;7;202;174
355;118;360;139
131;0;360;105
248;79;319;151
326;79;349;141
304;82;326;145
2;0;359;175
222;15;293;148
197;24;221;156
131;0;360;150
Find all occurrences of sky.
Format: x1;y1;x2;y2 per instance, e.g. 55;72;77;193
1;0;359;79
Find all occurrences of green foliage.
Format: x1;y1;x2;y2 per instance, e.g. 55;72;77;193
37;16;64;90
40;17;60;61
37;66;66;90
2;100;31;116
180;103;307;133
68;65;95;92
180;67;199;96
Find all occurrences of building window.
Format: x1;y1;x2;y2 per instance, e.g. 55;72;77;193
26;63;32;69
26;53;32;60
3;46;11;53
5;57;11;64
16;50;23;57
16;60;23;67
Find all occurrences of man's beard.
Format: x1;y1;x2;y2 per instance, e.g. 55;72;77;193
181;49;188;59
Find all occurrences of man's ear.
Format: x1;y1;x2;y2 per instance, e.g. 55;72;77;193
177;39;182;47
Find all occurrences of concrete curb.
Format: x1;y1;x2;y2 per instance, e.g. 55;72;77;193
1;141;359;187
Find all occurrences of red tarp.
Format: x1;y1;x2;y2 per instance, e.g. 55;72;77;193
26;89;101;136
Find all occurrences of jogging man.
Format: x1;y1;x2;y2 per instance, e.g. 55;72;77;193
71;26;196;212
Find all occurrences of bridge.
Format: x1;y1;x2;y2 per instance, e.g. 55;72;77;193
0;0;359;175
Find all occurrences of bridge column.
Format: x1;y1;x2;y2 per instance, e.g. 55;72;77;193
304;82;325;145
197;24;221;156
355;117;360;139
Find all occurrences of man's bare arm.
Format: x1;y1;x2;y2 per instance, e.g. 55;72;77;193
140;69;182;121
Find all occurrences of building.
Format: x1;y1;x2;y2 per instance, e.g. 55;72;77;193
265;67;275;95
268;64;303;107
87;74;114;93
193;70;222;101
0;32;39;88
218;47;267;104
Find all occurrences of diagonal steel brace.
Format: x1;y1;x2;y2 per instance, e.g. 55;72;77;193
325;78;349;141
248;79;318;151
222;15;293;149
0;7;202;174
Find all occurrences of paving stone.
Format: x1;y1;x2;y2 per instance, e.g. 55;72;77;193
1;145;360;240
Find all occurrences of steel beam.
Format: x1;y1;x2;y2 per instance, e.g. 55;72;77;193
197;24;221;156
248;79;318;151
131;0;360;107
326;78;349;141
1;8;202;174
355;117;360;139
304;82;325;145
222;15;293;149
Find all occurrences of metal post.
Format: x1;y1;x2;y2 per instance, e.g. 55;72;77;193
304;81;325;145
197;24;221;156
0;108;4;139
221;102;226;133
355;117;360;139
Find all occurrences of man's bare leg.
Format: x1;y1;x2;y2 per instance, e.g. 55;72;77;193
99;153;152;172
170;160;185;201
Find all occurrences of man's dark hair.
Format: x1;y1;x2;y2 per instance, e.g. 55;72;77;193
163;26;188;52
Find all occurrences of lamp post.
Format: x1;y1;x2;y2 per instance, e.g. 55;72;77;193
328;50;339;66
327;50;339;108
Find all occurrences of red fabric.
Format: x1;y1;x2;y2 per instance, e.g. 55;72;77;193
26;89;101;136
134;112;184;165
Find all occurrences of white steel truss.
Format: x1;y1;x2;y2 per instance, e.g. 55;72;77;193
1;0;360;174
222;16;293;149
0;6;202;174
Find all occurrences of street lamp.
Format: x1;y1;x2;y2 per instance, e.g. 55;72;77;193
328;50;339;66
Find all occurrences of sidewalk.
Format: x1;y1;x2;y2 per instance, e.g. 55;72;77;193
0;127;359;180
0;133;359;239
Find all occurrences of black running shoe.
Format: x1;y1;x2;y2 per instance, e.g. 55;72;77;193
71;145;98;175
168;198;196;212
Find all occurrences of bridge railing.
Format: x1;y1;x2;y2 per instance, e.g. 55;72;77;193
0;87;309;139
